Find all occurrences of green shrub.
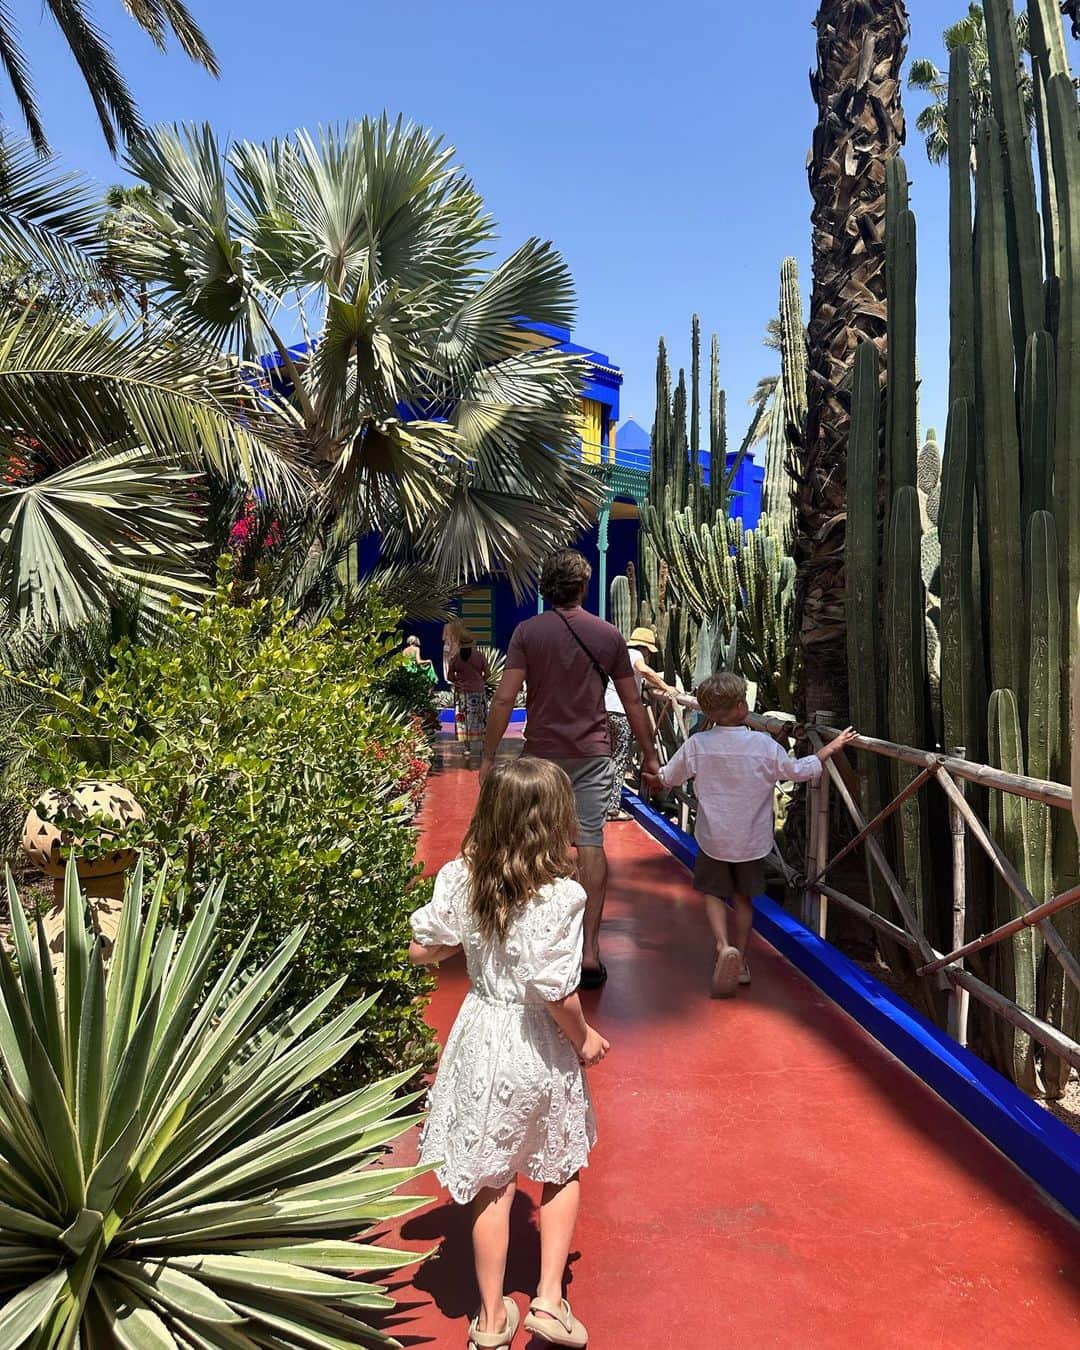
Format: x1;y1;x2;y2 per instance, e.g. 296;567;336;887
377;660;439;728
20;562;436;1092
0;861;428;1347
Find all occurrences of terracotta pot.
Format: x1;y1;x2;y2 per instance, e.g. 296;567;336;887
22;780;144;895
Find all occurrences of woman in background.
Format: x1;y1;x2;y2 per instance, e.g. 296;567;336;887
443;618;466;684
604;626;674;820
449;631;490;765
403;634;437;681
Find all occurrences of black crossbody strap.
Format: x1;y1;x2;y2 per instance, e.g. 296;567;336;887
553;609;610;691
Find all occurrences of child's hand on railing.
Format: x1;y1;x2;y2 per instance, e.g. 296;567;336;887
817;727;858;761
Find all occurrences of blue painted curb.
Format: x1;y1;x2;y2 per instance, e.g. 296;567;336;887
438;708;526;725
623;787;1080;1224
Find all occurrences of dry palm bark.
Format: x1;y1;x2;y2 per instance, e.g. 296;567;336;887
796;0;910;720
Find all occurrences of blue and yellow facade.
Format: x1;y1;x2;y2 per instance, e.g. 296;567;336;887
259;327;763;661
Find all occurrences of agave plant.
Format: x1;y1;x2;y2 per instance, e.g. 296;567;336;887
0;860;427;1347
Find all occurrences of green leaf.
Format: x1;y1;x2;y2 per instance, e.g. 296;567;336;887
0;1270;68;1349
104;1258;243;1326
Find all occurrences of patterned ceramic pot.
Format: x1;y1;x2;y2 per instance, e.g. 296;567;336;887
22;780;144;880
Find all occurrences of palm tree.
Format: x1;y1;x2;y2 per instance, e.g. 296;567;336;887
113;118;597;594
796;1;909;721
0;138;296;628
0;2;217;154
908;3;1032;164
101;183;156;317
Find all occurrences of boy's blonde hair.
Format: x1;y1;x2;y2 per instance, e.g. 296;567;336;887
696;671;747;718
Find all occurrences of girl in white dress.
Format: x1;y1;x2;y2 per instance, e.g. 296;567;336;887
409;757;608;1349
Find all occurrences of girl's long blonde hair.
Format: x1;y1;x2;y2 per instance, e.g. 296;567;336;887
462;758;577;942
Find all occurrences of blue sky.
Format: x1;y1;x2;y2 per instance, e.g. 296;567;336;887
14;0;1063;447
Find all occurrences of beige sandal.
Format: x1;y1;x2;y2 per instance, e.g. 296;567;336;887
523;1296;588;1347
468;1295;519;1348
710;944;741;998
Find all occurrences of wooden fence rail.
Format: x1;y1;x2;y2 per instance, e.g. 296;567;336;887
638;696;1080;1077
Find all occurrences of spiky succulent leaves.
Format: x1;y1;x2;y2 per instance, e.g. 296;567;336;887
117;119;591;593
0;861;428;1347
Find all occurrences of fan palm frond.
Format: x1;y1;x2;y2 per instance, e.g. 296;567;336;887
0;135;105;284
0;299;304;502
909;3;1031;166
0;447;204;627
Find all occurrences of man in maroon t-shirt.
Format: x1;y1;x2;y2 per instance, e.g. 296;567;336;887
481;549;660;987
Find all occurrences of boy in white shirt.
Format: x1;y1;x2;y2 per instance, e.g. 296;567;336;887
649;672;856;998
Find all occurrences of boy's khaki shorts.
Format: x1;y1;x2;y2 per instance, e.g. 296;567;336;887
693;851;766;899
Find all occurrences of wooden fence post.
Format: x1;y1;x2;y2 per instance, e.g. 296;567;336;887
947;746;971;1046
803;774;818;931
802;712;833;937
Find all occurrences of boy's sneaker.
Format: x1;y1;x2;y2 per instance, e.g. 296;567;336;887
711;946;741;998
739;961;752;986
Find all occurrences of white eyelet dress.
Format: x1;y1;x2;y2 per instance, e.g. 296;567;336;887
411;858;597;1204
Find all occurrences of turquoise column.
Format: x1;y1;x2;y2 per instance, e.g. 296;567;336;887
597;495;611;620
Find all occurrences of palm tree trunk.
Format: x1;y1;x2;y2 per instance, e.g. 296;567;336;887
796;0;910;721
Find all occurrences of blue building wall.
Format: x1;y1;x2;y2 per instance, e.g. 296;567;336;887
258;336;766;676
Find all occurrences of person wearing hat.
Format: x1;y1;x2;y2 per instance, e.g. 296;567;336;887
448;629;491;765
603;626;675;820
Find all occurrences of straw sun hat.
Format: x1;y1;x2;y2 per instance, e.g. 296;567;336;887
628;626;658;653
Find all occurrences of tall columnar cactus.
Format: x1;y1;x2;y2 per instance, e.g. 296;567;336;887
610;574;632;639
885;485;931;935
779;257;808;447
841;5;1080;1091
947;43;975;407
918;429;942;596
1043;71;1080;1096
988;687;1040;1092
1022;328;1056;521
985;0;1044;372
845;340;883;750
1025;510;1059;901
975;115;1026;703
761;379;793;546
885;158;918;498
938;399;981;762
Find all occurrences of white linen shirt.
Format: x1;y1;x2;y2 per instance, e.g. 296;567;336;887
604;647;645;714
658;724;823;862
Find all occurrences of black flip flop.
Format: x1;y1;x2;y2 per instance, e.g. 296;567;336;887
580;962;608;990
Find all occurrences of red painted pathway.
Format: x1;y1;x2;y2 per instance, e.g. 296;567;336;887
378;749;1080;1348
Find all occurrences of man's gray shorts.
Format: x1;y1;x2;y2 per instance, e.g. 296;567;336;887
535;755;615;848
